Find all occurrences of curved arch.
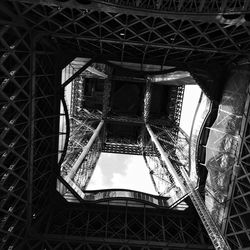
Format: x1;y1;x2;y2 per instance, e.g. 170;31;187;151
25;0;250;21
58;92;70;166
189;92;213;182
82;188;171;208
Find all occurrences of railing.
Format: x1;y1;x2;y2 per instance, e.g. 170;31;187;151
57;177;172;207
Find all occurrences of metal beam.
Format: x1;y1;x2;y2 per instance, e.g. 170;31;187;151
31;234;214;249
112;75;146;83
143;78;151;122
67;120;104;180
27;36;35;230
102;78;112;119
146;124;186;193
57;176;83;203
11;0;250;23
62;58;96;88
45;33;248;56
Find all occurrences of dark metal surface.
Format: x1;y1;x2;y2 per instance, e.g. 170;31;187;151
2;0;250;67
24;200;213;249
1;0;250;249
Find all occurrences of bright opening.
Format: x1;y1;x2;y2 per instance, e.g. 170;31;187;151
87;153;158;195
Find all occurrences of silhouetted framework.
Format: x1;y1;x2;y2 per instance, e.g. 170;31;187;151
1;0;250;249
23;200;213;249
0;22;59;248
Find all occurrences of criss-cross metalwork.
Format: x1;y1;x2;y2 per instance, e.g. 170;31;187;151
1;0;250;249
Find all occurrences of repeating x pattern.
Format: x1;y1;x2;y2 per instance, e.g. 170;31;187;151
22;199;213;249
0;24;30;249
1;0;250;249
2;0;250;67
0;21;59;249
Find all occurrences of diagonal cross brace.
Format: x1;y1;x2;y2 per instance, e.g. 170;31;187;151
62;58;96;88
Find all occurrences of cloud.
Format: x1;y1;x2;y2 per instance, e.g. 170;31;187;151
110;155;157;195
86;164;104;190
87;153;157;195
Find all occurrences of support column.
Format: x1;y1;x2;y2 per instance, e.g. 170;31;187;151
143;77;151;122
102;78;111;119
145;124;186;193
146;125;231;249
67;120;104;180
27;36;36;230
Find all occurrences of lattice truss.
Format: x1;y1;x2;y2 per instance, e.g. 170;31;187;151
0;24;59;249
100;0;250;13
0;25;30;249
1;0;250;249
1;0;250;67
142;125;190;197
61;116;102;190
224;87;250;249
59;58;109;191
22;201;212;249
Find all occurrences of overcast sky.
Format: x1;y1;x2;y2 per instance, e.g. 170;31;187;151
87;153;158;194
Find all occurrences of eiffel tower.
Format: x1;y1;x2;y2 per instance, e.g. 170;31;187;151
1;1;250;249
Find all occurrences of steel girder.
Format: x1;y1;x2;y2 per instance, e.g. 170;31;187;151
2;0;250;68
0;23;60;248
0;24;31;248
6;0;250;24
23;199;213;249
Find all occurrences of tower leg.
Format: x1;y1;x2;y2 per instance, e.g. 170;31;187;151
145;124;186;193
67;120;104;180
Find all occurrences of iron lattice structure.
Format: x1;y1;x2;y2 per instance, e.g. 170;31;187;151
1;0;250;249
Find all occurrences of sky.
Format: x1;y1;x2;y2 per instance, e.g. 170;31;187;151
87;85;202;193
87;153;158;194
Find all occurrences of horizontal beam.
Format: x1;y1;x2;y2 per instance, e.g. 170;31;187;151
41;33;248;56
112;75;146;83
75;110;175;126
12;0;250;23
32;234;214;249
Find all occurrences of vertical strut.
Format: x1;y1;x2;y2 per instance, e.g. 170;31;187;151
144;77;151;122
102;78;111;119
67;120;104;180
146;124;231;250
27;36;36;230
